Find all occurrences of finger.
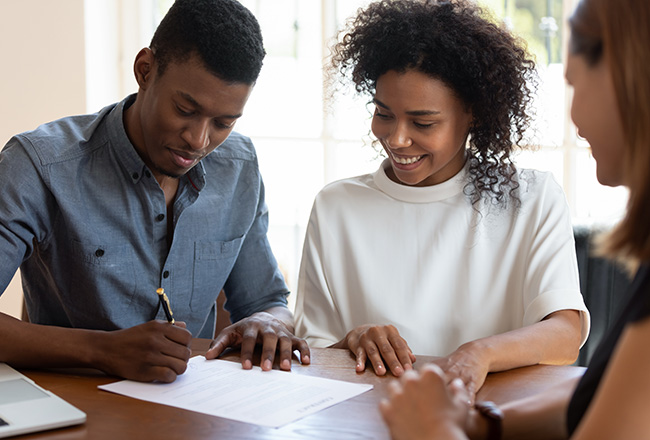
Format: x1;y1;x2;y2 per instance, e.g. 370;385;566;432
355;347;368;373
163;354;190;376
387;335;415;374
205;331;238;360
259;330;279;371
293;338;311;365
420;363;447;383
465;379;477;403
239;329;259;370
160;340;192;364
363;341;387;376
164;325;193;346
376;341;405;377
277;337;293;371
379;397;398;426
138;355;188;383
449;377;465;392
387;375;406;396
378;398;392;420
174;321;187;329
449;377;472;407
143;366;180;383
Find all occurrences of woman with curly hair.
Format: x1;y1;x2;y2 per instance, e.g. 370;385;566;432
380;0;650;438
294;0;589;396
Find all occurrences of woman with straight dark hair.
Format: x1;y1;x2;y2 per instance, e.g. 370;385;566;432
380;0;650;438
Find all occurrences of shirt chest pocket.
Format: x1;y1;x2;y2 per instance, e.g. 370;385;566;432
190;236;245;312
69;240;137;325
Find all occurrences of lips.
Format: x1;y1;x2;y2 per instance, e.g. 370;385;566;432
169;149;201;168
389;151;425;165
390;153;423;164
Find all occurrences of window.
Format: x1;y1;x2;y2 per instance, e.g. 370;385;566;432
479;0;628;224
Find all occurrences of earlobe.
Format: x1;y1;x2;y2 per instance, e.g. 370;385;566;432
133;48;155;90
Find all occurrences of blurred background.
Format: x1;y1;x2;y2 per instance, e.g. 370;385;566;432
0;0;628;317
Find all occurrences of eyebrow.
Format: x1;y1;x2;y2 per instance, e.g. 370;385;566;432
177;91;243;119
373;98;441;116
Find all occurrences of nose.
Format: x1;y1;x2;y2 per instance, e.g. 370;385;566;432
181;119;211;151
385;121;412;150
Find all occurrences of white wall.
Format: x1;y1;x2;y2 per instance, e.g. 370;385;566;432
0;0;87;318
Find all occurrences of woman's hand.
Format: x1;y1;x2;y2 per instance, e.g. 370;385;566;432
380;364;471;440
339;324;416;376
429;341;491;402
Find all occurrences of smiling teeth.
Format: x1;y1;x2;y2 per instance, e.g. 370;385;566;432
392;154;422;165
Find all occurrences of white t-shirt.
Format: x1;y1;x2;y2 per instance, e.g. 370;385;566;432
295;160;590;356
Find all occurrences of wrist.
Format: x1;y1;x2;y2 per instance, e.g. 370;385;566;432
85;329;111;370
459;338;495;371
337;325;369;350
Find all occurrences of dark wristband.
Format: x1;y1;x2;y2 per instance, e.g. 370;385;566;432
474;401;503;440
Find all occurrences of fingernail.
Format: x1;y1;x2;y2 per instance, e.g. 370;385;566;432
243;360;252;370
264;359;272;370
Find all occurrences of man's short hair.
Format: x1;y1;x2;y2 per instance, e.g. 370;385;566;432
150;0;265;84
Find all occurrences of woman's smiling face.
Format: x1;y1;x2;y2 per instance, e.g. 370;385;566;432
371;69;473;187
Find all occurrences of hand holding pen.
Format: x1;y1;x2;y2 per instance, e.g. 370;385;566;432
84;288;191;383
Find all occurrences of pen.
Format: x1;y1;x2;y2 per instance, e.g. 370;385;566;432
156;288;175;324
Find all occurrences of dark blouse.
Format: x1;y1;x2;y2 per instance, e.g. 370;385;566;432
567;264;650;434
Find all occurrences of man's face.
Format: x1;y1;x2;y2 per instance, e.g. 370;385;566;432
131;51;253;180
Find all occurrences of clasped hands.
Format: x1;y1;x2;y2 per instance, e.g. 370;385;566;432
380;364;474;440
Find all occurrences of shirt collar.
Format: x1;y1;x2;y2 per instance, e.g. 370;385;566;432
373;158;468;203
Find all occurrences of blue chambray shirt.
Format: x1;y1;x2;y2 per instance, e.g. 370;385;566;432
0;95;289;338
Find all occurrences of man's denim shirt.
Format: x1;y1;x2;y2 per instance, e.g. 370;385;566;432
0;95;288;338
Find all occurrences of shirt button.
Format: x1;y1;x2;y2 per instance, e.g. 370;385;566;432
163;271;170;279
156;214;165;222
132;172;139;180
95;249;105;257
145;170;152;178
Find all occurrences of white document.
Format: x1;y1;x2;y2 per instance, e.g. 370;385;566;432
98;356;372;428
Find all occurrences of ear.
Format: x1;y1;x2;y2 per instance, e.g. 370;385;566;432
133;48;156;90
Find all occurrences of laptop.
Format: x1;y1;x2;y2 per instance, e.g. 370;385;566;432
0;363;86;438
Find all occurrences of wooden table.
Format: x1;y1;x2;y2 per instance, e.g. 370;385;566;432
14;339;585;439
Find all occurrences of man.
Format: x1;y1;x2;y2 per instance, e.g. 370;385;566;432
0;0;309;382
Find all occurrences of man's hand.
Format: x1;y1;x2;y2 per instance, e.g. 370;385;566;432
380;364;472;440
205;309;310;371
337;324;416;376
96;320;192;383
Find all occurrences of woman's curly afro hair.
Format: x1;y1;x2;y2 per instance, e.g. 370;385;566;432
331;0;537;205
